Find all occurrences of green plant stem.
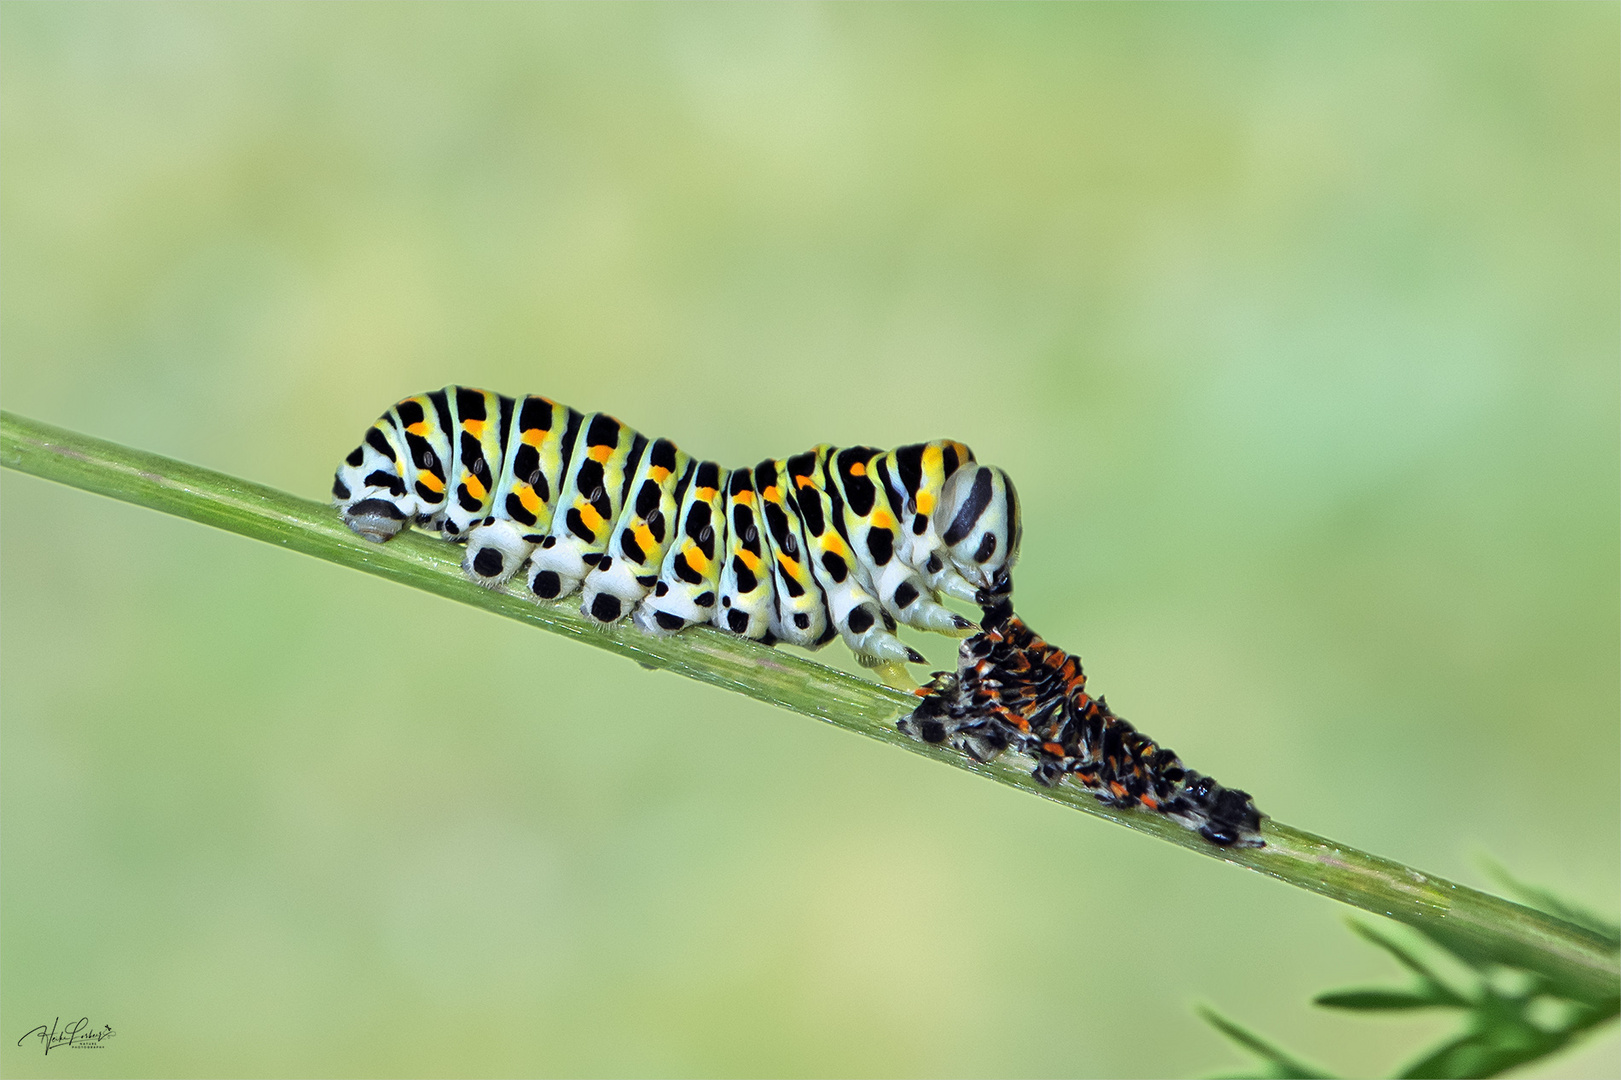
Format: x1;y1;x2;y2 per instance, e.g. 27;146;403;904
5;409;1617;1003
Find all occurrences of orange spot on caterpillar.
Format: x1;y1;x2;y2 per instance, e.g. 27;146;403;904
685;545;710;574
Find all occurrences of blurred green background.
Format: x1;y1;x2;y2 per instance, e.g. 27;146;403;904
2;5;1616;1077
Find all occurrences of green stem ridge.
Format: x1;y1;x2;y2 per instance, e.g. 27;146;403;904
5;410;1616;1002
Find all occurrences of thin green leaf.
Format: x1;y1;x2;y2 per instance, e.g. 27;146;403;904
1396;1032;1501;1080
1478;857;1621;951
1395;1025;1567;1080
1313;989;1456;1012
1470;993;1543;1039
1408;918;1617;1006
1346;921;1472;1007
1197;1006;1337;1080
1569;992;1621;1024
1207;903;1619;1080
1562;996;1621;1035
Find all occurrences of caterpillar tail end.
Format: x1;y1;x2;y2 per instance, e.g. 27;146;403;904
340;499;409;544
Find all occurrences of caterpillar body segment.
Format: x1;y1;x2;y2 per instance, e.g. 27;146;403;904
333;389;456;541
579;438;694;625
334;387;1020;670
525;413;646;603
332;419;412;542
827;445;974;638
786;447;921;668
464;395;584;587
874;440;982;604
394;391;454;525
716;466;778;642
633;459;729;636
440;387;509;540
755;458;834;651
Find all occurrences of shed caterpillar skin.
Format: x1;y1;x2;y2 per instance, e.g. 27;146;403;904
333;386;1021;677
900;603;1264;847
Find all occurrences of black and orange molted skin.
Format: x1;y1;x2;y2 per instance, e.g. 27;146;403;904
900;605;1264;847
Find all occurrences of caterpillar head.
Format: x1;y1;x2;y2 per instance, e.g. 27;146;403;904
332;428;415;543
937;464;1021;608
